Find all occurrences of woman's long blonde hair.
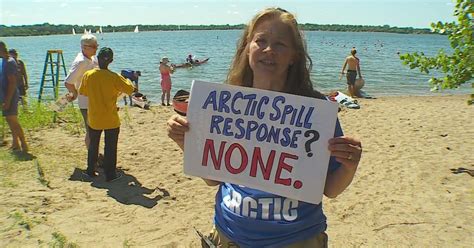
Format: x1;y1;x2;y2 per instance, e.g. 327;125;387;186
226;7;323;98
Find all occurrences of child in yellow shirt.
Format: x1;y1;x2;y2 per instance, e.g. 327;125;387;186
79;47;135;181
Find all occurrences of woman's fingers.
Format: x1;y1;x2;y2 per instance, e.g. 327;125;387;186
328;136;362;166
329;136;361;147
167;115;189;150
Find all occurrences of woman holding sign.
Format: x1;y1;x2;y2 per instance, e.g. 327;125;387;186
167;7;362;247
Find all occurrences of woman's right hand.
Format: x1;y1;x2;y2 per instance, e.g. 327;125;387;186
167;114;189;150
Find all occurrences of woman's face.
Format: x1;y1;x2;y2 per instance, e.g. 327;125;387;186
248;18;295;91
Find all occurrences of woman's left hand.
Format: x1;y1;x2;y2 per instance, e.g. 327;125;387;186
328;136;362;170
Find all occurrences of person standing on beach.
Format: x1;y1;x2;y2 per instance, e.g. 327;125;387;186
79;47;135;181
65;34;98;149
159;57;174;106
341;48;363;97
0;41;28;152
167;8;362;247
8;49;28;108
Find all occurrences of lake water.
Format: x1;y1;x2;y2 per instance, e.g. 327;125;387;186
1;30;470;102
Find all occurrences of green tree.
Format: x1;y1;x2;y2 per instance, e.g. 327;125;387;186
399;0;473;103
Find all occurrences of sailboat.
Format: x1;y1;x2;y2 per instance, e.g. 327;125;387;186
84;29;88;34
72;28;76;35
99;26;103;34
134;25;139;33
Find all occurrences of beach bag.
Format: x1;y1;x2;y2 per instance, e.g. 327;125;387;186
355;78;365;90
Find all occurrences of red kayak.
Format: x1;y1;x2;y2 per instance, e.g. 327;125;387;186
172;58;209;68
172;90;190;116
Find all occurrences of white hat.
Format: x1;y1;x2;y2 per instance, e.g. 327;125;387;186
160;56;169;63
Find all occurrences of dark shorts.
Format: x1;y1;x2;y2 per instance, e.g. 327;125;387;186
346;70;357;85
2;95;19;116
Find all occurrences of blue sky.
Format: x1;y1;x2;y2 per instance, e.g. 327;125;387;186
1;0;456;28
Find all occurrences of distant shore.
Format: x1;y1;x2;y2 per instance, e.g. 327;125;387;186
0;23;433;37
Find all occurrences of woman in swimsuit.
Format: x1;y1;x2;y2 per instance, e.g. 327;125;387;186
159;57;174;106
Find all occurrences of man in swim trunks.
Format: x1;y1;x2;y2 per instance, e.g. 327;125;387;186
341;48;363;97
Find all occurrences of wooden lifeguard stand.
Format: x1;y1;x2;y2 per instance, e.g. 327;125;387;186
38;50;68;102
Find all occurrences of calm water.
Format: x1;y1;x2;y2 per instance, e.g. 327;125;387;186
1;30;469;102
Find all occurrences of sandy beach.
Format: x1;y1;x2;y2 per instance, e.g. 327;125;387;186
0;94;473;247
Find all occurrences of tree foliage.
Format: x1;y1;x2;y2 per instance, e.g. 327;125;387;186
399;0;473;93
0;23;431;37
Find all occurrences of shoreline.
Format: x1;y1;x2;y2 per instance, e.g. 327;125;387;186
1;24;432;38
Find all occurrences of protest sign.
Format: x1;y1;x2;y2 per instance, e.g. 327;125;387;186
184;80;338;204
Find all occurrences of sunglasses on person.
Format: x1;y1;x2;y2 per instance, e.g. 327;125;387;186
83;44;99;49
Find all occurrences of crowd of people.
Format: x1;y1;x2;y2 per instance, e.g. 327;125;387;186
0;7;364;246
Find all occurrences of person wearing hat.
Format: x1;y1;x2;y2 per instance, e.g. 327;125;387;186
8;49;28;107
79;47;135;181
0;41;28;152
159;56;174;106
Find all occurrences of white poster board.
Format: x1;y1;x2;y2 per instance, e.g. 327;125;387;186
183;80;338;204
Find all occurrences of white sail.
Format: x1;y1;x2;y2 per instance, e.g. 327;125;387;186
88;29;92;34
84;29;87;34
134;26;139;33
72;28;76;35
99;26;103;33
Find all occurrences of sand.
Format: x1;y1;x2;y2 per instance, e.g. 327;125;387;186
0;94;473;247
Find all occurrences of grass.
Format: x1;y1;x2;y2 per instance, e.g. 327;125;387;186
17;99;83;133
122;106;132;129
7;210;41;231
35;159;51;188
0;99;84;149
123;239;133;247
50;232;79;248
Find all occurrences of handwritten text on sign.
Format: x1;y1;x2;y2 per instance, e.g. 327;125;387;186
183;81;338;204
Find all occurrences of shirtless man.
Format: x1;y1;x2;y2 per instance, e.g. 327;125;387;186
341;48;362;97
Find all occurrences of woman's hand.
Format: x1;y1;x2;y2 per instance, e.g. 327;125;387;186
328;136;362;171
167;114;189;150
